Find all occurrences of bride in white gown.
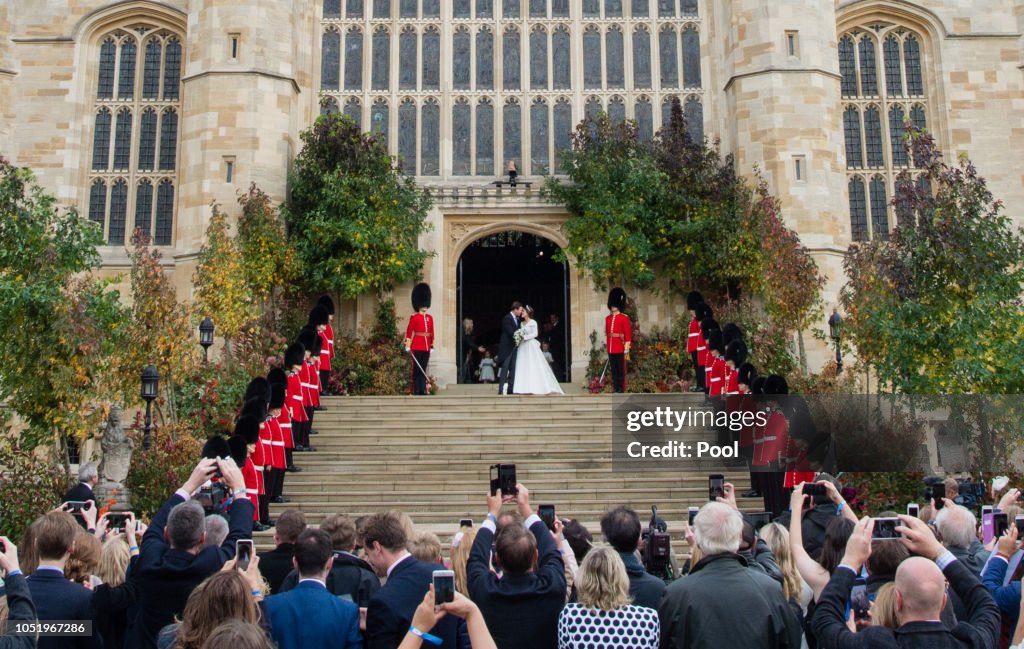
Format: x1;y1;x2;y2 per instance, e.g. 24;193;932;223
513;306;564;395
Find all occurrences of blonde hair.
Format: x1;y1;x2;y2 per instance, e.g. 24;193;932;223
386;510;416;547
463;319;474;335
451;527;477;595
759;523;803;603
19;519;41;575
176;572;260;649
65;529;102;586
408;532;442;564
576;545;631;612
871;582;899;629
200;619;273;649
97;537;130;587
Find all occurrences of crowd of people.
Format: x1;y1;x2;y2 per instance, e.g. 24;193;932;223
5;465;1024;649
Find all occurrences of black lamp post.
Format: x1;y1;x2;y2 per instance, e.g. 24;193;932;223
140;365;159;450
828;309;843;375
199;317;215;363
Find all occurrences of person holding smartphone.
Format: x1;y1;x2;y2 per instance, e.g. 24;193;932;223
0;536;36;649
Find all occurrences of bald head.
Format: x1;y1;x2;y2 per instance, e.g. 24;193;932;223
895;557;947;623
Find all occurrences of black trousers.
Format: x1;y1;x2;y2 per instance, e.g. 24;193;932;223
258;480;271;523
319;370;330;395
498;352;516;395
691;351;705;390
286;447;296;470
609;353;626;393
302;408;314;447
761;471;786;517
412;350;430;395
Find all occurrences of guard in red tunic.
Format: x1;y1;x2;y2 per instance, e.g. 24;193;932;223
231;413;263;522
758;374;790;516
699;314;719;397
297;327;321;451
605;287;632;394
706;329;727;399
404;283;434;396
686;292;705;392
283;342;306;474
736;363;760;498
266;369;288;507
317;295;336;395
308;306;330;411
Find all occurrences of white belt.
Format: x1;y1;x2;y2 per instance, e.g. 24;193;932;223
271;441;285;446
761;436;777;441
710;377;721;382
280;423;291;429
252;465;264;471
292;395;303;400
688;332;698;337
697;345;706;351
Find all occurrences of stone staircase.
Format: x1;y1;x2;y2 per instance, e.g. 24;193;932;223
261;387;759;558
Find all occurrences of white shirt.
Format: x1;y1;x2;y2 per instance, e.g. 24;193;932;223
386;551;412;578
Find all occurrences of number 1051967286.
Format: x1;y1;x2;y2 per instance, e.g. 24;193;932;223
9;621;92;636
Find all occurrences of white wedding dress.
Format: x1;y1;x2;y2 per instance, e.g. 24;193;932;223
513;320;564;395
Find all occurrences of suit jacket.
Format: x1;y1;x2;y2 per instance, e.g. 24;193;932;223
499;312;519;363
64;483;95;505
279;551;380;606
26;568;103;649
0;573;36;649
468;519;567;649
264;580;362;649
365;555;465;649
258;543;297;595
91;555;139;649
126;493;254;649
811;558;1000;649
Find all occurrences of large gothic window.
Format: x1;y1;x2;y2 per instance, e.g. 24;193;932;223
476;99;494;175
372;27;389;89
453;28;471;89
635;96;653;141
503;27;521;90
682;27;700;88
553;98;571;174
399;99;417;175
659;27;678;88
503;99;522;169
399;28;417;90
371;99;389;146
324;0;341;19
633;27;651;88
344;98;361;128
89;27;181;245
839;25;931;240
421;99;440;175
344;28;363;90
322;29;340;90
684;96;703;142
606;27;625;88
583;26;601;89
422;27;440;91
477;28;494;90
531;98;549;174
531;27;548;90
552;27;570;89
453;99;472;175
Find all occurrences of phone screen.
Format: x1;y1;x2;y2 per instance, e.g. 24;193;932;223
688;507;699;527
906;503;920;518
489;465;499;496
459;518;473;528
982;505;994;517
994;513;1009;539
236;540;254;571
1016;517;1024;536
433;570;455;606
708;474;725;501
851;585;871;622
802;483;826;497
106;513;131;531
872;517;902;540
539;505;556;532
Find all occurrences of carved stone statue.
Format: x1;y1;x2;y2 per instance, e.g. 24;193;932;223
95;405;134;509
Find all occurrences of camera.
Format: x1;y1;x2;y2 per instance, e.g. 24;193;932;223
641;505;673;581
489;464;518;497
195;481;230;515
955;478;986;509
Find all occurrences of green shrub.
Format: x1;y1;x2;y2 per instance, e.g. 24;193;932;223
125;416;203;521
0;432;69;541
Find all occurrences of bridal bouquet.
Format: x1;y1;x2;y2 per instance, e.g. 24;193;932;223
513;327;526;347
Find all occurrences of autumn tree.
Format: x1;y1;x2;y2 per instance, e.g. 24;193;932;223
285;112;432;298
237;183;297;310
194;203;254;349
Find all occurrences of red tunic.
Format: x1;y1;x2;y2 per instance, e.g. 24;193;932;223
724;367;739;395
319;330;332;371
738;393;757;448
686;318;701;353
307;359;321;407
708;356;727;398
325;323;335;360
242;457;260;519
605;313;632;354
287;372;307;423
755;410;788;467
268;416;286;469
696;332;709;367
404;313;435;352
252;421;270;495
300;360;316;408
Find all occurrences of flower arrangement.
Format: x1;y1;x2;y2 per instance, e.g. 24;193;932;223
513;327;526;347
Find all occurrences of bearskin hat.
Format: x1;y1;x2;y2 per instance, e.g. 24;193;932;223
234;414;262;445
737;362;757;387
317;294;335;315
267;367;287;388
240;397;267;421
695;302;713;322
763;374;789;396
269;382;286;409
299;326;322;356
706;328;725;355
284;343;305;369
687;291;704;311
308;304;329;328
227;435;248;466
202;435;230;460
723;323;743;348
700;317;720;340
724;339;748;366
243;377;270;405
607;287;627;311
750;376;767;395
412;283;431;310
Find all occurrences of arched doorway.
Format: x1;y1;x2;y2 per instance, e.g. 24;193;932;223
456;230;571;384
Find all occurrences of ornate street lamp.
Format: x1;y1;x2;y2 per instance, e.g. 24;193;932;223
140;365;159;450
199;317;215;363
828;309;843;375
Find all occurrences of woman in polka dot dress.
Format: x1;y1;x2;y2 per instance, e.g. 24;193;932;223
557;545;660;649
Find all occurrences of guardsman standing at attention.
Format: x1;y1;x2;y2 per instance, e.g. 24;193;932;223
686;292;705;393
404;283;434;396
605;287;632;394
317;295;336;395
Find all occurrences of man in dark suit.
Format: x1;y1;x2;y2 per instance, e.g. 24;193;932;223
63;462;98;504
263;528;362;649
0;535;37;649
363;513;467;649
25;511;102;649
126;457;254;649
278;513;380;607
468;483;566;649
258;509;306;594
600;506;666;609
497;301;524;395
811;515;1000;649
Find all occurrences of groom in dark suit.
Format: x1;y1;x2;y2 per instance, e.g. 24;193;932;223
498;301;524;395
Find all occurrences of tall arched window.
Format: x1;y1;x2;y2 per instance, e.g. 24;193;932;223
503;27;520;90
399;99;417;175
421;99;440;175
583;26;601;89
477;27;494;89
633;26;651;88
88;24;182;245
553;98;572;174
608;96;626;123
371;99;389;146
372;27;390;90
684;96;703;142
531;98;549;174
321;29;341;90
399;27;417;90
345;97;362;128
422;27;440;91
682;27;700;88
839;25;931;240
530;27;548;90
552;27;570;89
344;27;363;90
503;99;522;169
476;98;494;175
453;27;471;89
659;26;678;88
453;98;472;175
606;26;625;88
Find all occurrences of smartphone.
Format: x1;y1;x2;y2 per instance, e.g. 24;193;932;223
106;512;132;532
982;505;994;517
538;505;556;532
872;517;902;540
851;585;871;622
688;506;699;527
746;512;772;529
489;464;518;497
236;539;254;571
993;512;1009;539
66;501;89;512
708;474;725;501
459;518;473;528
1016;516;1024;536
928;485;945;510
433;569;455;608
802;483;826;497
907;503;920;518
